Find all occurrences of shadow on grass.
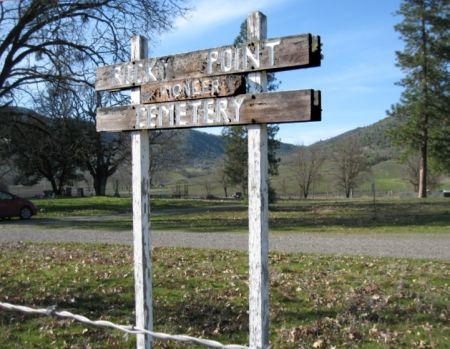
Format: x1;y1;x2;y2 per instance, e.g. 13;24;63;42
4;199;448;233
269;200;450;232
155;296;249;342
0;217;133;231
35;197;239;217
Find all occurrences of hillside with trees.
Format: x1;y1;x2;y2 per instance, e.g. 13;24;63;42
139;114;448;198
309;116;400;166
2;112;449;198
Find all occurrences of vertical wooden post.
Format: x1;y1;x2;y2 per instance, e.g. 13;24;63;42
131;35;153;349
247;12;270;349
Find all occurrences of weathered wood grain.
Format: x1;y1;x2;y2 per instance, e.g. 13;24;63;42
130;35;153;349
96;89;321;132
95;34;321;91
140;75;245;103
247;11;270;349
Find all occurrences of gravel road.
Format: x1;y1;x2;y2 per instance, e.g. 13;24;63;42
1;219;449;260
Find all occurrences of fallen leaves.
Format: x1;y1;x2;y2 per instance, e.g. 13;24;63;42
0;243;449;348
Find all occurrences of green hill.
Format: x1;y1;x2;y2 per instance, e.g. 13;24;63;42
174;128;297;167
171;116;450;197
309;116;400;165
4;111;448;197
273;117;412;196
157;118;410;197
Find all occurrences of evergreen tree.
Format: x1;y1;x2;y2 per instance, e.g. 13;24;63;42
222;126;248;195
222;125;280;196
389;0;449;197
2;104;85;196
222;19;281;199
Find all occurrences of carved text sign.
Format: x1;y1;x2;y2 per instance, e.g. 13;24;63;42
140;75;245;103
95;34;320;91
97;90;321;132
95;33;322;131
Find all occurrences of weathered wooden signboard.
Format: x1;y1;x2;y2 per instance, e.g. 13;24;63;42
96;32;321;130
96;34;320;91
97;89;320;131
140;75;245;103
95;11;322;349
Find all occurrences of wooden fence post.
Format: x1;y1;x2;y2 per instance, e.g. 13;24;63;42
247;11;270;349
131;35;153;349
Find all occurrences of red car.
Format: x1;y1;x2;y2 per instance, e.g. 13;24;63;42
0;191;38;220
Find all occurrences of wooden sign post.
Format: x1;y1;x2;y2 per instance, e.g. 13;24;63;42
247;12;270;349
95;11;322;349
130;36;153;349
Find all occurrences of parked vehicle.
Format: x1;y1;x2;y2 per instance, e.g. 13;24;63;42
0;191;38;220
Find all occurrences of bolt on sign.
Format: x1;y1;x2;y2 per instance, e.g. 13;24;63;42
95;33;322;131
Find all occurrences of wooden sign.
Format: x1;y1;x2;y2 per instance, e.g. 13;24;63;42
96;89;321;132
94;10;323;349
95;34;321;91
140;75;245;103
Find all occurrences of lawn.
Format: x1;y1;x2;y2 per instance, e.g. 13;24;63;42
34;196;227;217
0;243;449;348
29;196;450;234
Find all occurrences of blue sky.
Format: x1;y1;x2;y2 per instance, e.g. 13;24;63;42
151;0;404;145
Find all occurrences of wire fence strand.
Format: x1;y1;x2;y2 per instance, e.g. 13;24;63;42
0;301;249;349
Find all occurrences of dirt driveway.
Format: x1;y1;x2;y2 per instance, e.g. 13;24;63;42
1;219;449;260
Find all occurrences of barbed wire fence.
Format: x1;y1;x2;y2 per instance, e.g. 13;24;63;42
0;301;249;349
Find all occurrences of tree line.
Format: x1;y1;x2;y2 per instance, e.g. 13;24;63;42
0;86;181;196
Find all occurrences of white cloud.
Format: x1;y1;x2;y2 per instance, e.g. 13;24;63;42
163;0;289;39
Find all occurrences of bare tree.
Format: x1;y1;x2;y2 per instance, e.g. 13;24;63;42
204;179;213;198
280;178;289;198
79;83;183;193
82;127;130;196
1;0;188;193
332;138;369;198
148;130;182;186
295;146;325;199
215;158;230;198
0;145;14;190
73;87;131;196
1;80;129;196
1;105;85;195
78;91;183;194
0;0;187;106
0;135;15;189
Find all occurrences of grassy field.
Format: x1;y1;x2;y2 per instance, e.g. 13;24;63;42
0;243;448;348
158;159;450;198
28;196;450;233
